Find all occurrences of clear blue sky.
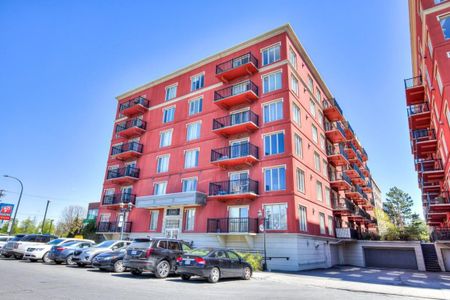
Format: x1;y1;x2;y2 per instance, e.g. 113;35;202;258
0;0;418;223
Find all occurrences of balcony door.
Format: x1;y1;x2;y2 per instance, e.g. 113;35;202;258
125;161;136;176
229;171;248;194
163;208;182;239
230;110;249;126
121;186;133;203
228;206;249;233
230;139;248;158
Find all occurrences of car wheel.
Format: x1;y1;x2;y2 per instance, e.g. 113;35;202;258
29;259;37;262
131;269;142;276
65;255;75;265
42;252;51;264
208;267;220;283
242;267;252;280
77;263;84;267
113;260;125;273
181;274;191;281
155;260;170;278
54;261;62;265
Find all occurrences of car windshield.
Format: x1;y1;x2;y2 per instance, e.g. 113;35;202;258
21;235;38;242
94;240;116;248
61;241;79;247
186;248;211;257
10;236;24;241
47;239;66;245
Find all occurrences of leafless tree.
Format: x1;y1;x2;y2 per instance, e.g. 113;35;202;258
55;205;86;237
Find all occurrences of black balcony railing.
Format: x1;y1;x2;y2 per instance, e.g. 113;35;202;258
404;76;422;89
417;159;443;173
115;118;147;133
333;198;356;212
216;52;258;75
206;217;258;233
107;166;140;180
356;207;371;220
119;96;149;112
111;142;143;156
346;142;357;154
335;227;359;239
209;179;259;196
102;193;136;205
213;110;259;130
327;143;348;160
330;172;352;185
352;163;365;180
432;228;450;241
97;221;132;233
325;121;346;138
412;128;436;143
407;102;429;116
211;142;259;162
323;98;343;116
214;80;258;102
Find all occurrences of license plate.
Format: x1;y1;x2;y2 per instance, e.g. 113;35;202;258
131;250;137;255
184;259;192;265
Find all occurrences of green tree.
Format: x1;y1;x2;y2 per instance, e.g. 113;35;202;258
384;187;414;227
16;217;37;234
37;219;55;235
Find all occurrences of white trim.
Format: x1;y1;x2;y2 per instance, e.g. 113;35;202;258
261;129;285;138
261;97;284;106
261;164;287;171
259;41;282;53
228;169;250;177
189;71;206;79
229;107;250;115
229;137;250;145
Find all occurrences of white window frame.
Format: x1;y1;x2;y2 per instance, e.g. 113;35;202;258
264;165;287;192
296;168;305;193
149;210;159;231
294;133;303;158
290;73;299;95
182;177;198;192
159;129;173;148
312;124;318;144
188;97;203;116
186;121;201;141
190;73;205;91
163;106;175;123
263;131;285;156
184;208;196;231
299;205;307;232
292;103;301;125
319;213;326;234
289;47;297;69
262;99;283;123
184;148;199;169
261;43;281;66
153;181;167;195
314;152;321;171
262;70;282;94
165;84;177;101
263;203;287;230
156;154;170;173
316;180;323;202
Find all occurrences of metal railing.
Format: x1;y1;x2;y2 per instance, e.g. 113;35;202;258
209;179;259;196
326;143;348;160
111;142;143;156
325;121;346;138
115;118;147;133
346;142;357;154
333;198;356;212
412;128;436;141
432;228;450;241
417;159;443;173
404;76;422;89
216;52;258;75
352;163;365;180
211;142;259;162
336;227;359;239
323;98;343;116
119;96;149;112
206;217;258;233
213;110;259;130
356;207;371;220
97;221;132;233
330;172;352;185
102;193;136;205
107;166;140;180
407;102;429;116
214;80;258;102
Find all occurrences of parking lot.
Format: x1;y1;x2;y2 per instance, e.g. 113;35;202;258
1;258;448;300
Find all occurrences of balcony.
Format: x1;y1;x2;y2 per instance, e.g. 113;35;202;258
212;110;259;137
102;193;136;207
345;185;364;202
97;221;132;233
336;227;359;239
323;98;344;122
333;198;356;216
362;179;373;193
419;177;441;193
344;164;366;185
411;129;437;158
119;96;149;117
327;144;349;166
345;122;355;140
211;142;259;168
111;142;143;160
330;172;352;191
431;228;450;241
216;52;258;82
115;118;147;138
404;76;425;106
360;147;368;161
214;80;259;109
209;179;258;200
106;166;140;184
325;122;346;144
207;218;258;234
427;192;450;214
360;164;370;178
417;159;444;182
407;102;431;130
345;142;357;160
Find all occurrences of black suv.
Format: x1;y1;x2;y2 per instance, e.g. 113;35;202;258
123;238;192;278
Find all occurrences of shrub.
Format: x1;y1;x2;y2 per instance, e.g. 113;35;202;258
237;252;263;271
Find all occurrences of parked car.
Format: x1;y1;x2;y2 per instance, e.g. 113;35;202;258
72;240;130;267
0;236;13;250
24;238;95;263
92;249;127;272
48;240;96;265
124;238;192;278
0;234;26;258
176;248;252;283
9;234;58;260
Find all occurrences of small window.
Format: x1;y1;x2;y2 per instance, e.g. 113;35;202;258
264;166;286;191
314;152;321;171
182;178;198;192
316;88;321;102
292;103;301;125
263;71;282;93
291;74;299;95
184;149;199;168
185;209;196;231
264;132;285;155
157;240;168;249
440;14;450;40
186;122;201;141
160;130;172;148
262;44;281;66
289;48;297;68
299;205;307;232
309;99;316;117
325;187;331;206
264;203;287;230
319;134;326;150
436;69;443;95
307;75;314;91
156;155;169;173
149;210;159;231
263;100;283;123
227;251;240;261
316;181;323;202
322;159;328;177
165;85;177;101
163;107;175;123
182;243;192;251
189;97;203;115
294;134;303;158
296;168;305;193
168;241;180;251
154;182;167;195
312;124;318;144
328;216;334;235
191;73;205;91
319;213;326;234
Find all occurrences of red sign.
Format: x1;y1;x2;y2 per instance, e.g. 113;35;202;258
0;203;14;221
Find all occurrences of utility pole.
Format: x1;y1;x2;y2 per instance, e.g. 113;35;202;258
41;200;50;234
3;175;23;236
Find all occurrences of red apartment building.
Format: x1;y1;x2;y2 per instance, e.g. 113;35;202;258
96;24;377;270
405;0;450;241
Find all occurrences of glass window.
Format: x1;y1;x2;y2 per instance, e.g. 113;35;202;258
319;213;326;234
263;100;283;123
263;71;282;93
318;112;324;128
156;155;169;173
312;124;318;144
163;107;175;123
165;85;177;101
291;74;299;95
325;187;331;206
185;209;195;231
307;75;314;91
436;70;443;95
320;134;326;150
262;44;281;66
160;130;172;147
191;74;205;91
322;159;328;177
314;152;321;171
296;168;305;193
189;97;203;115
264;132;285;155
186;122;201;141
154;182;167;195
299;205;307;232
264;166;286;191
316;181;323;202
293;103;301;125
184;149;199;168
294;134;303;158
289;48;297;68
264;203;287;230
182;178;198;192
149;210;159;231
309;99;316;117
440;15;450;40
316;88;321;102
227;251;240;261
328;216;334;235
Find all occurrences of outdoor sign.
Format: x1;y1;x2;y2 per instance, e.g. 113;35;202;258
0;203;14;221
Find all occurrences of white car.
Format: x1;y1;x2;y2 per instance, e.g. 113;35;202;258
11;234;58;260
24;238;95;263
0;236;13;250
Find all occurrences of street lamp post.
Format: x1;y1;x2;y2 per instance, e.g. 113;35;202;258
41;200;50;234
258;209;267;271
3;175;23;236
119;202;133;240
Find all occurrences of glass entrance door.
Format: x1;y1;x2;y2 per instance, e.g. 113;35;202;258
229;172;248;194
228;207;249;232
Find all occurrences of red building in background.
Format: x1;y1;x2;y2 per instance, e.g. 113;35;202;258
96;24;377;270
405;0;450;241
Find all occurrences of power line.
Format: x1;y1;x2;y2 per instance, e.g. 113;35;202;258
3;189;85;203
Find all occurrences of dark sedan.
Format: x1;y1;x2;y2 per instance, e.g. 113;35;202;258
48;240;95;265
92;249;126;272
176;248;252;283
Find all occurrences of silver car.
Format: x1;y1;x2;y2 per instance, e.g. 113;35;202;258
72;240;131;267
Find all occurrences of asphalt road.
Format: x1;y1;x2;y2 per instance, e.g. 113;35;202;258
0;258;433;300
